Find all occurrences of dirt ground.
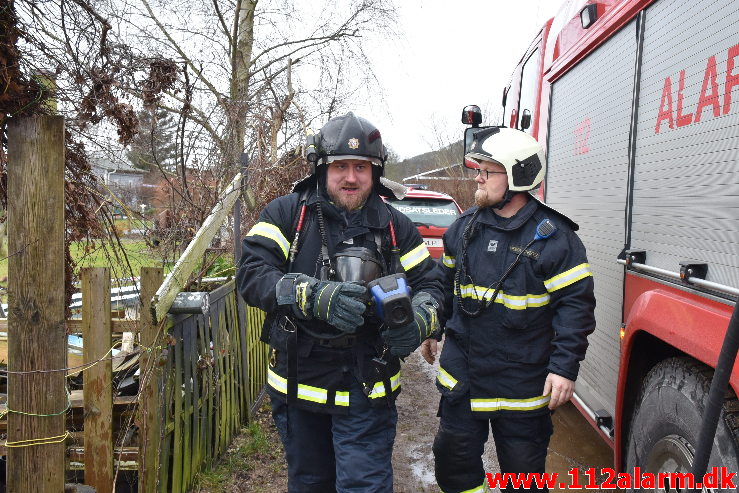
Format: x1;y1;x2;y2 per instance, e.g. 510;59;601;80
392;349;441;491
391;347;497;492
230;407;289;493
234;342;613;492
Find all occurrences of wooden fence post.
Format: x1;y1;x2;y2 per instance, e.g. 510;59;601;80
6;115;66;492
82;267;113;492
138;267;163;492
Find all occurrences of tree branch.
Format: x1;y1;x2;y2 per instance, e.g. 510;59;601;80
211;0;234;49
139;0;225;101
119;86;224;148
66;0;112;58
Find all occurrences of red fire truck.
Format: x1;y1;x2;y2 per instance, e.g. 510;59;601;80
466;0;739;477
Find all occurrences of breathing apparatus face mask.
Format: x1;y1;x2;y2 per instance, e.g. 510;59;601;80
332;246;384;283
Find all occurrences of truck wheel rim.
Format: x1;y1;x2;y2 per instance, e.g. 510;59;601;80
644;435;713;493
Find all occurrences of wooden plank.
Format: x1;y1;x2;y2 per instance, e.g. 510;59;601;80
197;315;212;465
224;301;233;447
190;316;203;475
247;305;268;412
137;267;163;493
227;294;243;427
217;301;230;444
71;318;138;334
158;319;175;493
68;391;136;408
225;304;235;440
210;303;223;455
158;418;173;493
208;306;221;457
207;308;218;457
217;300;229;453
236;296;250;416
180;317;194;488
82;268;114;493
153;172;242;323
6;115;67;493
229;296;241;431
171;323;183;493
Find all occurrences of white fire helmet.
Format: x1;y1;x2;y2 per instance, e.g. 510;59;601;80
465;127;546;192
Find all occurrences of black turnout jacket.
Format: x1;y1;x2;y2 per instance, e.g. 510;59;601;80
436;197;596;417
237;187;445;414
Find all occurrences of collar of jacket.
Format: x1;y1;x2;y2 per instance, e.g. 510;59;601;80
475;196;538;231
304;188;392;230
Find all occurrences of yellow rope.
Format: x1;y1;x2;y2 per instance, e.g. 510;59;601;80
4;431;70;448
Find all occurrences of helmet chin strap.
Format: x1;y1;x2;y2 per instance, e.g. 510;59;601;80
316;163;329;198
491;187;514;210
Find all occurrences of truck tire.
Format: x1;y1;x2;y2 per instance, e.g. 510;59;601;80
626;357;739;492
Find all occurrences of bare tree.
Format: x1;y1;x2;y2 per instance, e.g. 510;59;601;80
5;0;398;270
107;0;397;199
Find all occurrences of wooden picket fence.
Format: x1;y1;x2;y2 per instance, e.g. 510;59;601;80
154;279;267;492
55;269;269;492
2;115;267;492
0;270;269;493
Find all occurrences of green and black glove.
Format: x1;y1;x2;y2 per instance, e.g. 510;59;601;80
276;274;367;333
381;291;439;357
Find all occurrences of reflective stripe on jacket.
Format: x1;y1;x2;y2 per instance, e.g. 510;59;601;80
437;198;596;417
237;188;445;414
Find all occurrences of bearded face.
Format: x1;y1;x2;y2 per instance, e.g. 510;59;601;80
325;159;374;211
474;188;494;208
473;161;509;208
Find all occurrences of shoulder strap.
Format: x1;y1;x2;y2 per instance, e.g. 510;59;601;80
287;188;311;270
383;203;404;274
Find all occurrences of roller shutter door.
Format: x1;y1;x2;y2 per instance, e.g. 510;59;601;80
631;0;739;289
545;19;638;418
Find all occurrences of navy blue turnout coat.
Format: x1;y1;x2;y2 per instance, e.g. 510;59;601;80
237;187;445;414
436;197;596;417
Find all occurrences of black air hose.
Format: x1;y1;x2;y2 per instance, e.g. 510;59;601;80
691;298;739;480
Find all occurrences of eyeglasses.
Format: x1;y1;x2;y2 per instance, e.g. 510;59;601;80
474;168;507;180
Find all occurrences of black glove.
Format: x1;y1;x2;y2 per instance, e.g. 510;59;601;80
276;274;367;333
381;291;439;357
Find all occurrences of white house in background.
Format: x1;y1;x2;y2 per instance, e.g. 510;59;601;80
89;152;147;207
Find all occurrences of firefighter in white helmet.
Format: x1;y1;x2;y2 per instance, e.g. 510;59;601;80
421;127;596;493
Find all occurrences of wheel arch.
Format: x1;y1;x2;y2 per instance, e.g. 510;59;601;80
616;281;739;470
618;331;687;469
622;355;739;480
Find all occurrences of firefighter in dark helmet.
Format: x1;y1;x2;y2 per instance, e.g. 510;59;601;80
237;112;445;492
421;127;596;493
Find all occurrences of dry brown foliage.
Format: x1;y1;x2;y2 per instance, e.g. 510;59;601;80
1;0;183;310
241;152;310;231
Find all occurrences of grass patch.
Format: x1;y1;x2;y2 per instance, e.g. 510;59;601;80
0;238;165;281
0;238;170;303
191;406;287;493
69;239;165;276
192;422;265;489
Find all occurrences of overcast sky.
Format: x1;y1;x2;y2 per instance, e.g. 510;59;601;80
359;0;563;160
